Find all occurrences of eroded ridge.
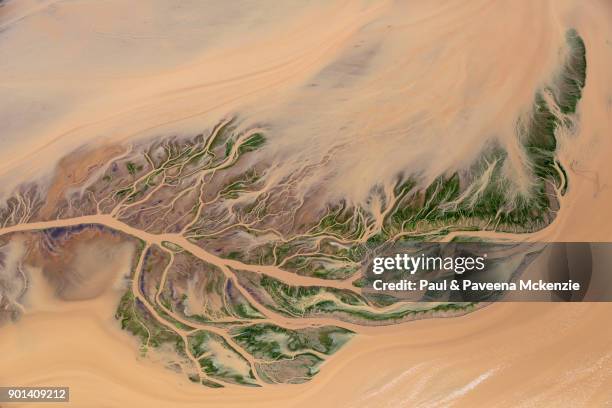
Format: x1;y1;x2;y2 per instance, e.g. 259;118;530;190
0;30;586;387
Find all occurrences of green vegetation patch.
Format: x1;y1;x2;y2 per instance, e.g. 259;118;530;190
188;330;259;387
231;323;354;360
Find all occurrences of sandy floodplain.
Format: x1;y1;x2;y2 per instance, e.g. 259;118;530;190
1;0;612;407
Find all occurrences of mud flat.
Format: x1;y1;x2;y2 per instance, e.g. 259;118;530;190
1;0;611;406
2;302;610;407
